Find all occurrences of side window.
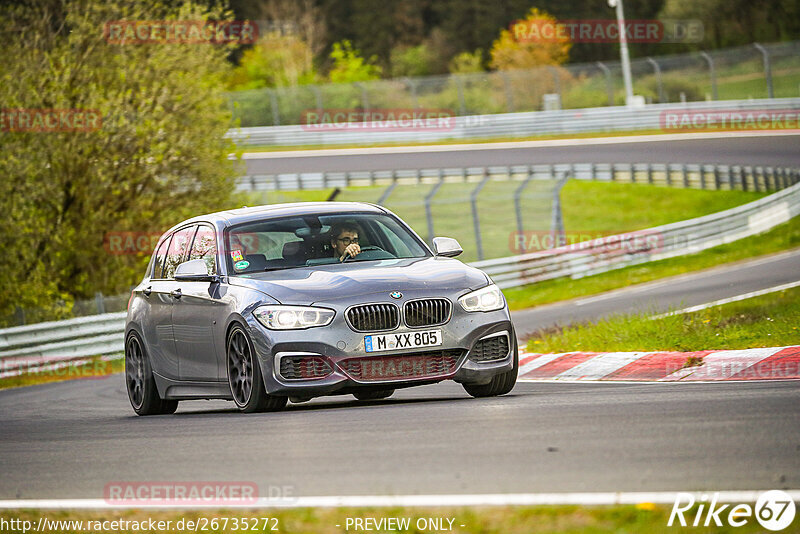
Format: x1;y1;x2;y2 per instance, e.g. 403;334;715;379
189;225;217;275
164;226;197;279
152;235;172;279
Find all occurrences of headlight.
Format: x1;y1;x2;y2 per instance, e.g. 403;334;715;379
458;284;505;312
253;305;335;330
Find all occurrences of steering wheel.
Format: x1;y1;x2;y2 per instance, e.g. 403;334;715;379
342;245;380;262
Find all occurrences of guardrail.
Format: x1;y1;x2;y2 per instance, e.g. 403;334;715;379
227;98;800;147
237;161;800;193
0;313;125;378
2;170;798;374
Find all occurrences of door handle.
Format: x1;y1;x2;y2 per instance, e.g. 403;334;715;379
143;286;152;297
170;289;182;299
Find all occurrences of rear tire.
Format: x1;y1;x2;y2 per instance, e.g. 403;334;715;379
463;336;518;398
125;332;179;416
227;325;287;413
353;389;395;401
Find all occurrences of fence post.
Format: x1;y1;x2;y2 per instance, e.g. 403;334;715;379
647;163;653;184
682;164;689;188
596;61;614;106
454;75;467;116
753;43;774;98
269;89;280;126
354;82;369;113
699;51;718;100
713;165;721;190
378;172;398;205
740;166;748;192
95;292;106;314
404;78;420;109
471;169;491;261
549;66;562;102
646;58;665;103
310;85;324;114
513;166;535;253
550;173;569;250
425;170;445;243
500;72;514;113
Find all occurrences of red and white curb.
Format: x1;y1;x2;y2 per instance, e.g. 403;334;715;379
517;345;800;382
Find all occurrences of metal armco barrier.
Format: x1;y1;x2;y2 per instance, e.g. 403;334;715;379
226;98;800;147
2;171;798;372
237;162;800;193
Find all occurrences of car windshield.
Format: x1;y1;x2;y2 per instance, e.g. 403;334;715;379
225;212;429;275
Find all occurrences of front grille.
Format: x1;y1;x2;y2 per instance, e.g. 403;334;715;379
404;298;451;327
279;355;333;380
469;334;510;362
340;349;463;381
347;303;400;332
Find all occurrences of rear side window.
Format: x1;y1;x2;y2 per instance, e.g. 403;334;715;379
152;236;171;279
189;225;217;275
164;226;197;279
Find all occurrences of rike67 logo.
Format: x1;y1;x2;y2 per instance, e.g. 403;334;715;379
669;490;796;530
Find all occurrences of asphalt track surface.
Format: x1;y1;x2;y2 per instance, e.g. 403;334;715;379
243;133;800;174
1;250;799;499
1;378;798;499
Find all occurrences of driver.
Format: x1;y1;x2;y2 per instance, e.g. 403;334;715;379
330;222;362;262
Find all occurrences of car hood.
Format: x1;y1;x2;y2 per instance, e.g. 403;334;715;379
228;257;489;305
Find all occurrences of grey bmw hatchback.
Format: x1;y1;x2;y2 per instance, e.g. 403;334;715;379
125;202;518;415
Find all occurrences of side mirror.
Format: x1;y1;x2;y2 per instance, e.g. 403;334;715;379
432;237;463;258
175;259;217;282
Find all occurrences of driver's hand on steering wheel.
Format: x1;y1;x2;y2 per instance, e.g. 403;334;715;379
340;243;361;261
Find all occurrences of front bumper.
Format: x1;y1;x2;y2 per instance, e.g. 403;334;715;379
244;306;515;397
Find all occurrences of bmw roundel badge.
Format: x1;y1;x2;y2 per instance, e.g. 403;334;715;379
390;291;402;299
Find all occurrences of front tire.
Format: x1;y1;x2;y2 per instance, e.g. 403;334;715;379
227;325;287;413
125;332;179;416
463;337;518;398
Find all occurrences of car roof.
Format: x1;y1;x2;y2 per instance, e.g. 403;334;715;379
165;201;389;234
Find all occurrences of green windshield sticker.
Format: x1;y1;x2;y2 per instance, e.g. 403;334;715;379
233;260;250;271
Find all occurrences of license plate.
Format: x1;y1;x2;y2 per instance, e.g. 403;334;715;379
364;329;442;353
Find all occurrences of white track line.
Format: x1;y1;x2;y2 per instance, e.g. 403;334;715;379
2;490;799;509
652;280;800;319
241;131;800;159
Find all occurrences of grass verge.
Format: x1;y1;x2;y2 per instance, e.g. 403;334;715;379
0;356;123;391
526;285;800;353
4;504;785;533
504;216;800;311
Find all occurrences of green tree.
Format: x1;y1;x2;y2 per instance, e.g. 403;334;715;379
228;31;317;89
390;44;435;77
449;49;484;74
328;40;382;83
0;0;243;324
489;7;571;71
